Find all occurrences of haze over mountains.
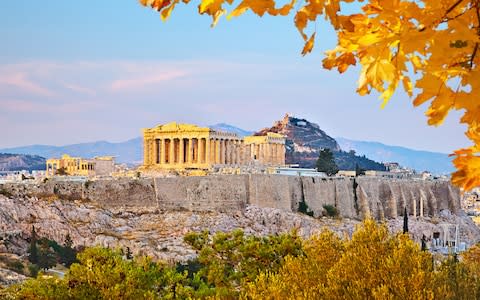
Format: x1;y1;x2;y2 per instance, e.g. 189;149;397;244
0;119;454;174
336;138;454;174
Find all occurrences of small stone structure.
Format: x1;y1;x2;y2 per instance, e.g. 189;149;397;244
46;154;115;177
142;122;286;171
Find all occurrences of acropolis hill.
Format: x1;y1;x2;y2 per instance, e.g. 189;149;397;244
0;116;479;267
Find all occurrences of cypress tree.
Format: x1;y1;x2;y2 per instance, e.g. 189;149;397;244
28;226;38;264
403;207;409;233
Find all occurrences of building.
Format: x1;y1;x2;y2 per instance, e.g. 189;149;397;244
272;167;327;177
364;170;409;179
337;170;357;177
142;122;286;172
46;154;115;177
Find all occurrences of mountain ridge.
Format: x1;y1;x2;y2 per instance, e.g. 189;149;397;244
336;137;453;174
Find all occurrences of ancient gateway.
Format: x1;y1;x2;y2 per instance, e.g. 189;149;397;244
142;122;286;171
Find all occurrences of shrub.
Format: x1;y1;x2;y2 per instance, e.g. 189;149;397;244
323;204;339;218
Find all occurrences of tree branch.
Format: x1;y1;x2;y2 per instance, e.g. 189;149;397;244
445;0;465;16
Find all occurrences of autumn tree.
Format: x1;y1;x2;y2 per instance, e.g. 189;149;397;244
140;0;480;190
243;219;436;299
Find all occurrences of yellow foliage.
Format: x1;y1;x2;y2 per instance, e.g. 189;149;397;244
242;219;436;299
139;0;480;190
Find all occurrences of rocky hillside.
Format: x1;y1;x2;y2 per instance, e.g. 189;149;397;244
0;154;45;171
256;114;385;170
1;194;478;264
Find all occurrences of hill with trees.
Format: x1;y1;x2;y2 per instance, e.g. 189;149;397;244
0;153;45;172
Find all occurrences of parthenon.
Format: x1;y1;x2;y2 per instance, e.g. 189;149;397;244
142;122;285;171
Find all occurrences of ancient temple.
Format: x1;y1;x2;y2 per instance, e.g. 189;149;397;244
46;154;115;177
142;122;285;171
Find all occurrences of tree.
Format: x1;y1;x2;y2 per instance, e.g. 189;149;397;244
61;234;77;267
243;219;435;299
28;226;38;265
140;0;480;190
37;238;57;271
316;148;339;176
403;206;409;233
183;229;303;297
125;246;133;260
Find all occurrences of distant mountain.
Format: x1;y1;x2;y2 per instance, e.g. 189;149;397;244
256;114;385;171
0;138;143;164
0;153;45;171
209;123;253;137
336;137;454;174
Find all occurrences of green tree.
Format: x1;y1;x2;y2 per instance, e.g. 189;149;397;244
316;148;339;176
125;246;133;260
37;238;57;271
403;207;409;234
28;226;38;265
184;229;303;297
61;234;77;267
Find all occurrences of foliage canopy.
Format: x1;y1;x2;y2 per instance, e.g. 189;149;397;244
140;0;480;190
2;221;480;299
316;148;339;175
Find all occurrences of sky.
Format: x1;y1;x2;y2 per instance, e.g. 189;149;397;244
0;1;471;154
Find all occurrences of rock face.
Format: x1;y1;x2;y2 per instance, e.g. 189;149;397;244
0;175;462;220
1;175;478;264
0;194;478;264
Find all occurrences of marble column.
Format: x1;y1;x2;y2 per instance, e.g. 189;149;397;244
215;139;220;164
218;140;223;164
160;139;166;164
169;139;175;164
179;138;185;164
226;140;231;165
233;141;238;165
199;138;205;164
205;138;211;164
187;138;193;164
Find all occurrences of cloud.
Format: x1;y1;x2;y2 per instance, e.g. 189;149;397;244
0;98;103;114
109;70;187;91
63;83;97;96
0;72;54;97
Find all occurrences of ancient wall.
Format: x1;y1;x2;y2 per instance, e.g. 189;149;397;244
0;175;461;220
153;175;248;212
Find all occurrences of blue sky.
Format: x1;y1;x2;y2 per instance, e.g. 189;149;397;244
0;1;470;153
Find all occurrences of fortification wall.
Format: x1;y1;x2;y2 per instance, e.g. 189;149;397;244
0;175;461;220
154;175;248;212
